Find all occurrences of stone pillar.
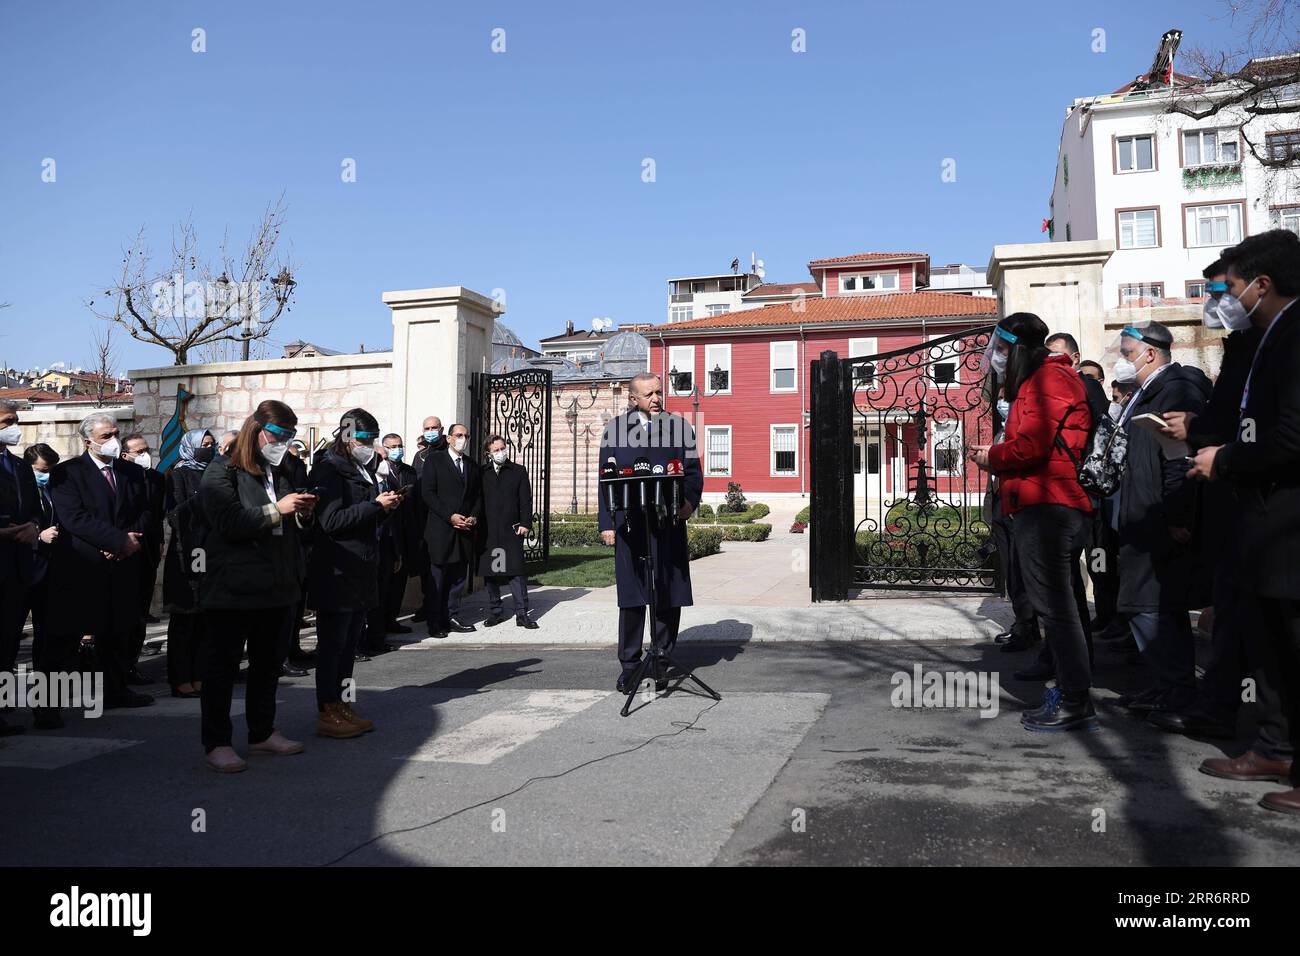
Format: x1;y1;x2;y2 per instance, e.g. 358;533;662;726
987;240;1114;361
385;286;497;443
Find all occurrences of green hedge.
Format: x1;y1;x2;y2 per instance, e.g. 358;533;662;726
688;527;723;559
546;523;724;560
714;503;770;523
549;513;598;524
795;504;811;524
711;523;771;541
549;523;603;546
696;503;715;521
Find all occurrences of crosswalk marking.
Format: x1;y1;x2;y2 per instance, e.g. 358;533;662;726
0;736;144;770
408;690;610;765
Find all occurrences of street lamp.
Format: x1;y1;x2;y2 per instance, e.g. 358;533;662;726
669;362;726;420
555;383;599;513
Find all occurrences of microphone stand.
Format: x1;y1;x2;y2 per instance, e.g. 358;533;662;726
610;472;722;717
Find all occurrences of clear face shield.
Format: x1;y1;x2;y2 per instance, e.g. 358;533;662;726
1102;320;1170;386
979;324;1018;377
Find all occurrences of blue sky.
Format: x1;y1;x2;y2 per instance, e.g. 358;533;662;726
0;0;1239;372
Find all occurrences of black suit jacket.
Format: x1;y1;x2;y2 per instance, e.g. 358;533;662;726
46;452;151;634
1215;303;1300;598
476;459;533;578
421;449;483;565
0;448;41;586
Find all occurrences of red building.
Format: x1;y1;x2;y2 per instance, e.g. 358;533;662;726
647;251;998;503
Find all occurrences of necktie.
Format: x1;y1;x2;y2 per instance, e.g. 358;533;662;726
102;465;117;494
457;457;464;477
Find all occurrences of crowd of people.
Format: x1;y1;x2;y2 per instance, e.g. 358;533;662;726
0;399;536;773
970;228;1300;815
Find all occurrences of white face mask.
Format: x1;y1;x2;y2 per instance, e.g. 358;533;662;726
990;350;1008;376
491;449;508;465
995;399;1011;421
261;441;289;467
0;424;21;445
131;453;152;470
1108;401;1123;421
1211;280;1260;332
1202;296;1225;329
351;444;376;467
452;436;467;453
92;436;121;461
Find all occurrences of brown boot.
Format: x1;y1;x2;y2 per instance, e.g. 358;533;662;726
1260;787;1300;815
1199;751;1293;783
316;702;365;739
338;703;374;733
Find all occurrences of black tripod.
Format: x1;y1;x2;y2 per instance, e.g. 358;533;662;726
606;471;722;717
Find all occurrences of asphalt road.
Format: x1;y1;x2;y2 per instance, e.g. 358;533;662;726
2;638;1296;866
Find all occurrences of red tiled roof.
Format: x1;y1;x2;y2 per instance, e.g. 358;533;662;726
1109;71;1202;95
649;291;997;332
807;251;928;268
742;282;822;298
0;387;131;404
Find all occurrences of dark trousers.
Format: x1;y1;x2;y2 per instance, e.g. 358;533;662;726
200;606;290;752
23;578;50;671
166;611;206;688
1199;563;1251;718
1013;504;1091;696
315;608;365;708
365;558;396;649
991;512;1038;636
618;604;682;672
1253;597;1300;771
428;560;468;630
384;569;410;626
1089;506;1120;626
486;575;529;616
126;556;161;666
0;572;29;677
1129;611;1197;699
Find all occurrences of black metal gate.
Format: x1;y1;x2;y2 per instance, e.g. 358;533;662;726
809;325;999;600
469;367;553;567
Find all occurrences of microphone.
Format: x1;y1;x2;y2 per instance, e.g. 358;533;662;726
632;457;651;510
601;457;618;516
667;458;683;520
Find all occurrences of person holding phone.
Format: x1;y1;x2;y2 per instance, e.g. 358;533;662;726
306;408;402;738
198;401;315;772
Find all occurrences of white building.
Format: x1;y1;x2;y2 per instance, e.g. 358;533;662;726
665;267;764;324
1048;47;1300;310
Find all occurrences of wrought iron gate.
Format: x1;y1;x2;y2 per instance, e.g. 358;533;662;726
809;325;999;600
469;367;553;567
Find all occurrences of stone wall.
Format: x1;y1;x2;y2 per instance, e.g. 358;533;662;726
11;404;135;460
130;352;395;453
549;379;630;514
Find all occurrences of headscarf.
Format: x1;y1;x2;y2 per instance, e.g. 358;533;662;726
176;428;213;471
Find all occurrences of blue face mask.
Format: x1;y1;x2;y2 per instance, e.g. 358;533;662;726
33;470;50;487
388;446;404;462
423;429;440;443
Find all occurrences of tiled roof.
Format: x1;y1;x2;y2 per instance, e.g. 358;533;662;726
742;282;822;298
807;252;928;268
1109;71;1202;95
0;387;131;404
648;291;997;332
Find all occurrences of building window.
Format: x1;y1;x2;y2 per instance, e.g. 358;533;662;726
1117;208;1160;248
1119;282;1165;306
668;345;694;395
1063;154;1069;187
848;337;877;385
1186;280;1207;299
771;425;798;477
933;419;962;475
704;343;731;394
770;341;798;392
1185;201;1244;248
840;271;899;294
1272;205;1300;236
669;305;692;323
704;426;731;476
1183;128;1239;166
706;304;730;317
1116;134;1155;172
1266;130;1300;164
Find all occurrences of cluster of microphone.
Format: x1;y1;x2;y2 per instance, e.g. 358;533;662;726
601;455;684;527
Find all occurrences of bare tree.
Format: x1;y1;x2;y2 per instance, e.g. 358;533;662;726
87;320;117;408
1163;2;1300;169
90;197;297;366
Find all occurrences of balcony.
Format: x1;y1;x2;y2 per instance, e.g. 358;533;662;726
1182;164;1243;188
670;292;693;303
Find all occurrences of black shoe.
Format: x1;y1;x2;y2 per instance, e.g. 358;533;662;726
386;622;412;634
1097;620;1131;642
1023;692;1099;732
484;613;507;628
999;630;1041;653
288;646;317;663
447;619;476;633
105;691;155;709
516;616;538;630
992;628;1014;645
1117;687;1163;713
1013;661;1055;682
33;711;63;730
1148;706;1236;740
354;651;372;663
426;630;448;640
411;608;427;623
125;667;153;686
1022;686;1062;722
616;672;638;694
281;662;309;678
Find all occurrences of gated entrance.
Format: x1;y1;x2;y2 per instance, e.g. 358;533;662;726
809;325;999;601
469;367;553;567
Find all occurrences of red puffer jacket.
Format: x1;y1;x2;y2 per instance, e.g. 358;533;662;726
987;353;1093;515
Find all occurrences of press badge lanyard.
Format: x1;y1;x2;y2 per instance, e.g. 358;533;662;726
1239;298;1297;427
